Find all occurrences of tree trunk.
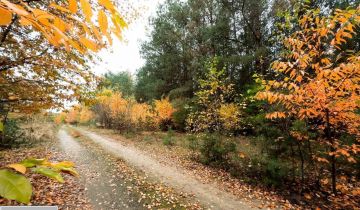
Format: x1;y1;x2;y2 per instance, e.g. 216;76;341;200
296;141;305;191
325;109;337;194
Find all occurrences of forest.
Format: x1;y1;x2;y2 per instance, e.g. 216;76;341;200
0;0;359;209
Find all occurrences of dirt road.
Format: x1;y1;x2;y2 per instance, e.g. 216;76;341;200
58;129;145;210
74;127;262;210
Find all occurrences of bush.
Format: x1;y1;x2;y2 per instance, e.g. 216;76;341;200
186;134;199;151
162;129;175;146
199;134;236;166
159;118;174;132
237;155;289;187
263;158;289;187
171;98;192;131
0;119;25;148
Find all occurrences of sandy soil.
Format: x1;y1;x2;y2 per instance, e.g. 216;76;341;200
58;129;145;210
75;127;264;210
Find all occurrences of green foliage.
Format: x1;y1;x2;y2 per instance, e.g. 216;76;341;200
101;71;134;98
199;134;236;166
135;69;165;102
162;129;175;146
31;167;64;183
143;136;153;142
171;98;192;131
0;158;78;203
186;134;199;151
186;58;241;134
0;169;32;204
20;158;46;168
0;119;26;148
0;122;3;133
262;159;289;187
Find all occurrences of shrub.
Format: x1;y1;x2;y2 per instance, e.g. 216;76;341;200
54;112;67;125
186;58;241;134
154;98;176;131
79;107;94;124
171;98;192;131
186;134;199;151
263;159;289;187
65;106;80;124
162;129;175;146
199;134;236;166
0;119;25;148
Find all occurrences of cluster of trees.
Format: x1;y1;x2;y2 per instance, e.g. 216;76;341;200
0;0;358;206
56;1;358;202
129;0;360;204
56;89;176;132
135;0;359;101
0;0;132;204
0;0;129;143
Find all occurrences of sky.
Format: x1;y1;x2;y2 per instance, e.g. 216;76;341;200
92;0;165;76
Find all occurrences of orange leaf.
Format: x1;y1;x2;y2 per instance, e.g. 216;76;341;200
79;37;98;52
68;0;77;14
1;0;29;16
0;7;12;26
7;164;27;174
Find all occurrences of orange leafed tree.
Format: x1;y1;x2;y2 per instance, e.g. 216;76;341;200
256;7;360;194
0;0;127;52
65;106;80;124
0;0;129;127
54;112;67;125
79;106;94;124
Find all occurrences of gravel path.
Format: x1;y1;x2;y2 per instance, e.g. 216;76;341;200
58;129;145;210
76;128;262;210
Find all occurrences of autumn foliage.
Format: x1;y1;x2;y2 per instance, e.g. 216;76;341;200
186;59;241;134
256;7;360;194
87;89;176;131
0;0;127;52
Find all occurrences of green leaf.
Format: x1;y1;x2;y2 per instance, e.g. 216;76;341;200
20;158;46;168
0;122;4;132
31;167;64;183
0;169;32;204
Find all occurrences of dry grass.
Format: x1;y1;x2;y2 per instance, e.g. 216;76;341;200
20;121;57;145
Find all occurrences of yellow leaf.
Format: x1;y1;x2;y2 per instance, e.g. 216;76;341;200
105;32;112;45
98;10;108;34
1;0;29;16
91;24;103;43
69;39;85;53
80;0;92;23
98;0;115;11
79;37;98;52
68;0;77;14
0;7;12;26
7;164;27;174
112;13;127;29
54;161;75;168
